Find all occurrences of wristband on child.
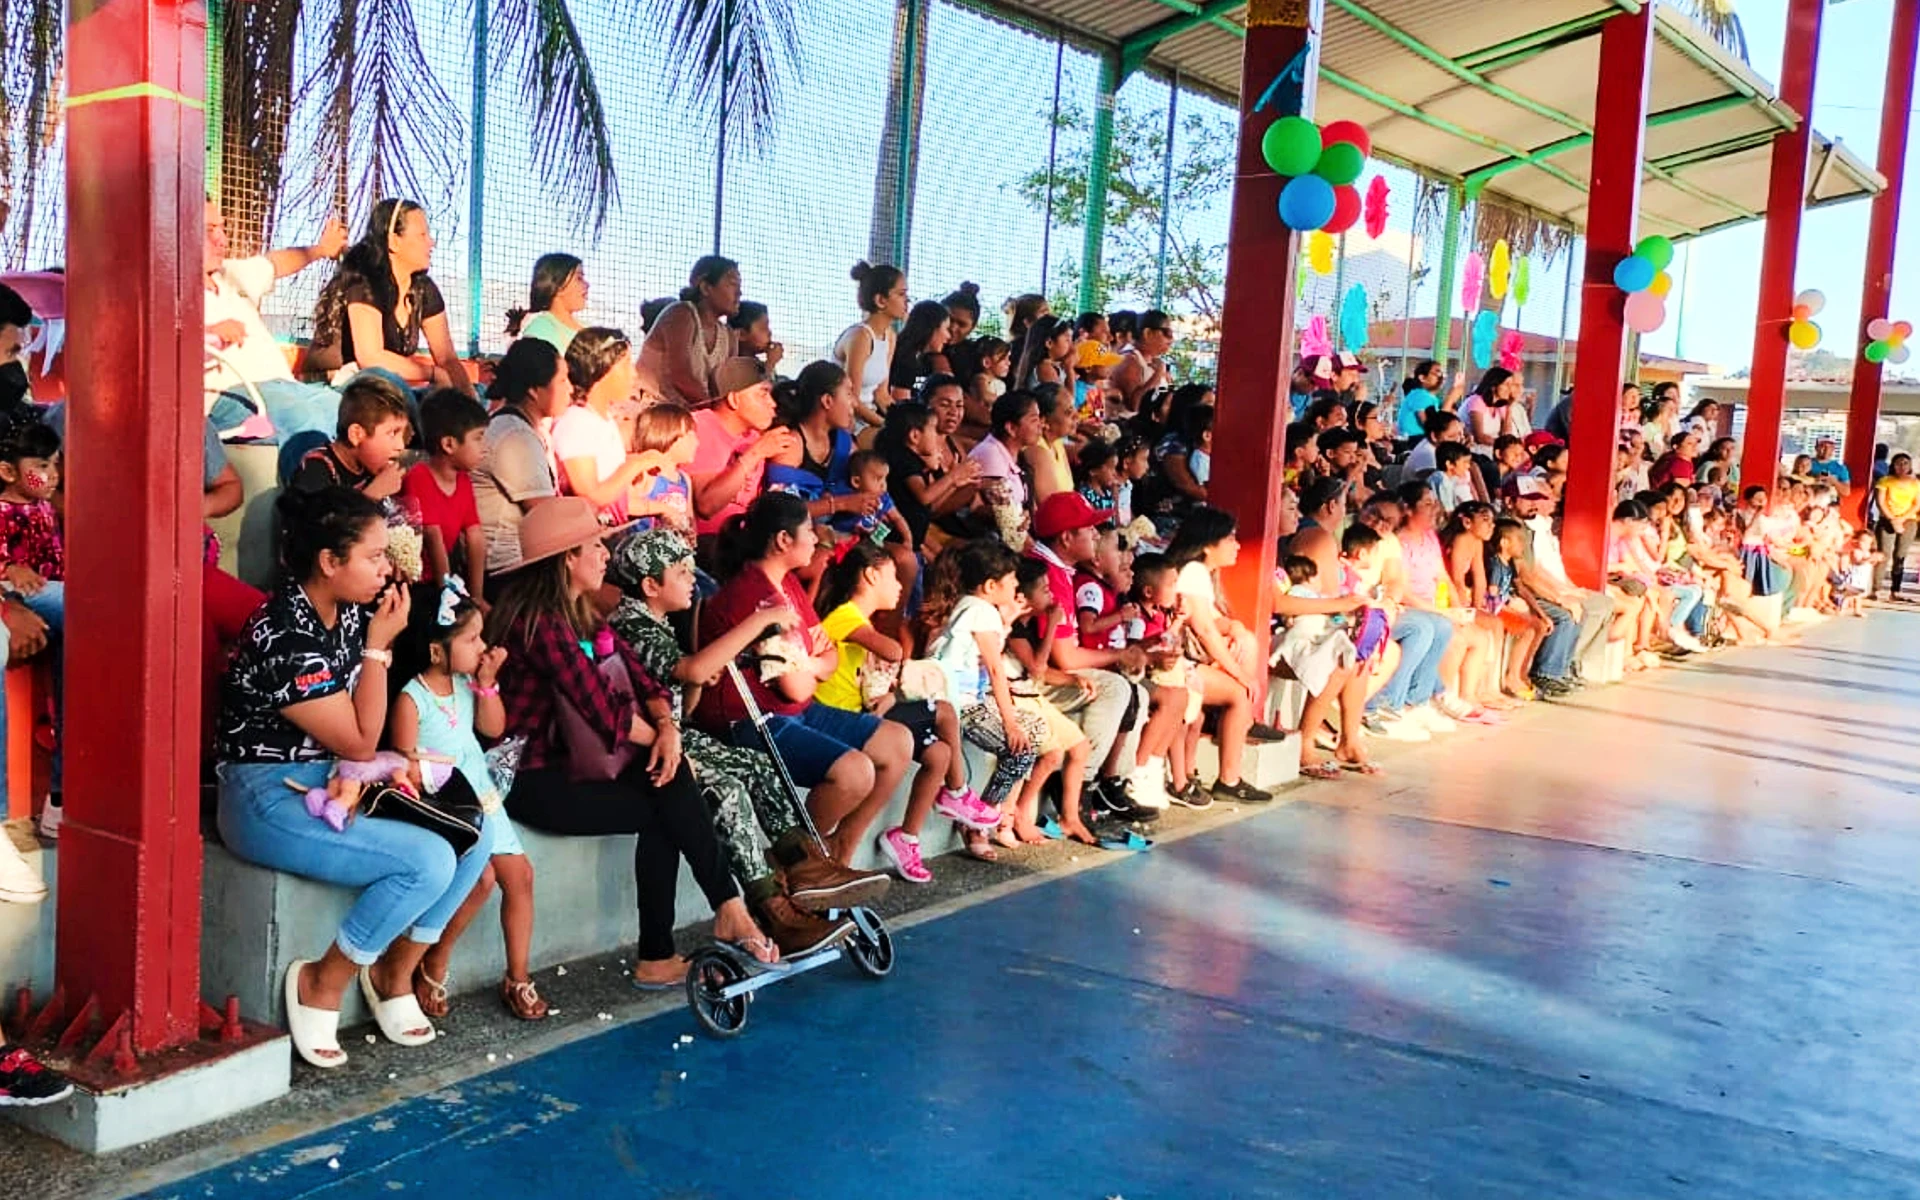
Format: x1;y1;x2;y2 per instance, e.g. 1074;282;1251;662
469;682;501;698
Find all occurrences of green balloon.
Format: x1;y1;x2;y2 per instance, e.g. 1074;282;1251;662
1315;140;1366;186
1866;340;1890;363
1634;235;1675;272
1262;117;1324;177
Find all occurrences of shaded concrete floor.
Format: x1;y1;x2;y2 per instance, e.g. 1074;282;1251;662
32;611;1920;1197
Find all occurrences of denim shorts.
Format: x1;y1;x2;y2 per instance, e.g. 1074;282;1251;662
731;701;882;788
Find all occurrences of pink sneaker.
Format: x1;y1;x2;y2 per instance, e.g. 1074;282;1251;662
879;827;933;884
935;786;1000;832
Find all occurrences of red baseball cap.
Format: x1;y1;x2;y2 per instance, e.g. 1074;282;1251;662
1523;430;1563;451
1033;492;1105;540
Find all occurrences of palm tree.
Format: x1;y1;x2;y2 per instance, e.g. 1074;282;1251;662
0;0;61;267
1671;0;1750;63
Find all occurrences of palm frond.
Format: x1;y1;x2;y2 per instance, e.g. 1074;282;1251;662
1473;196;1572;268
220;0;305;253
645;0;802;154
1668;0;1749;63
492;0;620;237
294;0;464;229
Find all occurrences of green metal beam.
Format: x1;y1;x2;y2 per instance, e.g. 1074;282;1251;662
1456;9;1621;73
1430;182;1465;368
1120;0;1244;75
1652;16;1796;131
1461;94;1755;187
1648;129;1778;172
1319;67;1590;195
1080;50;1121;313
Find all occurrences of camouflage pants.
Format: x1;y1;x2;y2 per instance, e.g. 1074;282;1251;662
685;726;805;885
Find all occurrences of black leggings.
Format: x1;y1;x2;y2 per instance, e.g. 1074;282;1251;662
507;760;738;962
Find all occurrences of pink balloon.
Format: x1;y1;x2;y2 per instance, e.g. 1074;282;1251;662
1868;318;1895;340
1623;290;1667;334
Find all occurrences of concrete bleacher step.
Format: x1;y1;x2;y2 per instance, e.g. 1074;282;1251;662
0;821;55;1002
1194;732;1299;792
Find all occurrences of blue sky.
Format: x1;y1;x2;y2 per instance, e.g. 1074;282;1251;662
1648;0;1914;369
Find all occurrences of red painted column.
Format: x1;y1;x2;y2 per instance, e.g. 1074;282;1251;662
1212;0;1320;690
1844;0;1920;527
1561;8;1654;590
59;0;206;1052
1740;0;1825;491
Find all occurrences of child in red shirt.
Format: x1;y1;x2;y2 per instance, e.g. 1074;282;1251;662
1074;528;1138;651
402;389;490;599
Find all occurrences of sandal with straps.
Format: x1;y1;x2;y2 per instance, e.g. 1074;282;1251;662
414;964;451;1020
499;975;550;1021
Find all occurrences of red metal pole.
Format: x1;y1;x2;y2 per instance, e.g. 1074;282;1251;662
59;0;207;1053
1843;0;1920;527
1561;8;1654;590
1211;0;1321;690
1740;0;1825;492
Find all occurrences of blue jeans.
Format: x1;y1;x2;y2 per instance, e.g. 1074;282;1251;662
210;378;343;442
732;702;883;789
1533;598;1581;681
1666;583;1704;635
216;759;491;965
1368;609;1454;713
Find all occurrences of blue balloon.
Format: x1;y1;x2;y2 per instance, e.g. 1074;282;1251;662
1613;254;1656;294
1278;174;1337;231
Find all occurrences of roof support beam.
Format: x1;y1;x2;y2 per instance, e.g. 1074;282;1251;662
1456;6;1631;73
1120;0;1244;75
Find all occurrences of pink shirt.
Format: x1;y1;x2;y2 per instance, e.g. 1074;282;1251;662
1401;528;1446;606
689;408;765;537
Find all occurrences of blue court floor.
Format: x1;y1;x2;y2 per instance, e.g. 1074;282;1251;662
142;614;1920;1199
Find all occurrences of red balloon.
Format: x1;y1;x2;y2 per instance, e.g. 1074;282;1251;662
1321;119;1372;159
1324;184;1362;234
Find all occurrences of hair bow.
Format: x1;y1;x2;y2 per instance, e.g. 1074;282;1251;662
437;575;472;626
828;536;860;565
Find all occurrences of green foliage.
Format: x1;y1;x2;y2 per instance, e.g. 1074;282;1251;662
1013;96;1236;365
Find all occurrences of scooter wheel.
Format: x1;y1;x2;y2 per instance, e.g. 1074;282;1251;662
844;907;894;979
686;948;749;1037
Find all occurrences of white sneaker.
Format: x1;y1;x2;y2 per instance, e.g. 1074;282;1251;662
0;830;47;904
36;800;61;842
1373;711;1432;743
1669;628;1707;653
1129;758;1170;809
1417;702;1460;733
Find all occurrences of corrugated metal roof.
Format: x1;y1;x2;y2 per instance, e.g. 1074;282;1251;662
965;0;1884;239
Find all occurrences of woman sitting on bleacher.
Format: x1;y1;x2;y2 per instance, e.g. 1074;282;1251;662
487;497;774;990
215;487;491;1069
307;198;474;398
504;253;589;354
473;338;572;584
1165;506;1276;805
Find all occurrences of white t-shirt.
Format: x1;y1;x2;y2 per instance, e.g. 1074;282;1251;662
1525;515;1571;588
550;403;630;520
1175;561;1217;614
1406;438;1440;476
931;594;1005;708
204;256;296;397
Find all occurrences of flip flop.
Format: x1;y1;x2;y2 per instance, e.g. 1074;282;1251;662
1299;761;1342;781
284;960;348;1070
726;934;784;969
630;956;691;992
1339;760;1386;776
961;833;999;863
1037;815;1065;840
359;967;436;1047
1095;830;1154;852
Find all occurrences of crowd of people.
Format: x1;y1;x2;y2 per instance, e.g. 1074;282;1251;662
0;195;1907;1097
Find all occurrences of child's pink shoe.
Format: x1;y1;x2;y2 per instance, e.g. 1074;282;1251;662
879;828;933;884
934;786;999;832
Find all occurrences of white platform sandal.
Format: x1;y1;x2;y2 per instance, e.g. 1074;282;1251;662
359;966;437;1047
284;960;348;1069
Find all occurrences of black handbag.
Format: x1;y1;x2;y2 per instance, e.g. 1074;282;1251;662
361;767;486;856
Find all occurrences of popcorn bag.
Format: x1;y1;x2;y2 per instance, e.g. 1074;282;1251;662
385;498;425;583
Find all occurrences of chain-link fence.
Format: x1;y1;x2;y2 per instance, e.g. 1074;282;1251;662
3;0;1602;417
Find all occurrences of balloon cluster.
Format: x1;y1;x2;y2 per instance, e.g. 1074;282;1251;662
1865;317;1912;365
1263;117;1371;233
1787;289;1824;350
1612;235;1675;334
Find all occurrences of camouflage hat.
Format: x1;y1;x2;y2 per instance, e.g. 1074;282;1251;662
608;527;694;591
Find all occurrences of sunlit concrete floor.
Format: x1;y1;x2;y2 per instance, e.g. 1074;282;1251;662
135;612;1920;1199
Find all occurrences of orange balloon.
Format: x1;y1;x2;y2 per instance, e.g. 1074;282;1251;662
1791;304;1811;321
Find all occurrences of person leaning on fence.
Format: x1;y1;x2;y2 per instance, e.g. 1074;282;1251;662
636;255;741;408
306;198;474;399
202;195;349;440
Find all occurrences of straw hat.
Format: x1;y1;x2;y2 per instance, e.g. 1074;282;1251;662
501;496;632;572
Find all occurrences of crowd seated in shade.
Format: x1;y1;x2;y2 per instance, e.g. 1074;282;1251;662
0;211;1900;1096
